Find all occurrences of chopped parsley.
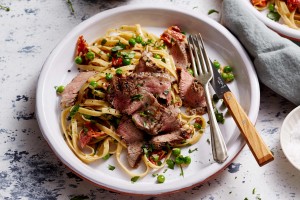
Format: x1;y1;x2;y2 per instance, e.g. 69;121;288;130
188;148;198;154
101;39;107;45
102;153;111;160
66;0;74;14
69;104;80;119
111;42;126;52
0;5;9;11
215;109;225;124
131;176;140;183
108;165;115;171
131;94;143;101
267;11;280;21
208;9;219;15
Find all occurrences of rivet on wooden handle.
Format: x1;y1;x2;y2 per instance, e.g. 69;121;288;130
223;91;274;166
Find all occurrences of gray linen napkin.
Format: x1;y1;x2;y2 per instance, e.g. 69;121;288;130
221;0;300;105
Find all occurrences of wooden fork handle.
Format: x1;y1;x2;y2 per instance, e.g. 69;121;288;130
223;91;274;166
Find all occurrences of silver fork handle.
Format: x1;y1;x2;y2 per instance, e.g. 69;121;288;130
204;84;228;163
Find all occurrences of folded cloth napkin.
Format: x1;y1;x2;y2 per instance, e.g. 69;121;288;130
221;0;300;105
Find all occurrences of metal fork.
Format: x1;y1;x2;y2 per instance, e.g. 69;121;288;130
188;34;228;163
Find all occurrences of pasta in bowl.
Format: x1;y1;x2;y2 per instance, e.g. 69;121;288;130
245;0;300;40
59;24;207;180
36;4;259;195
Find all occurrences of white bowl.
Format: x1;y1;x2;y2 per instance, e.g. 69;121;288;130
241;0;300;41
280;106;300;170
36;4;260;195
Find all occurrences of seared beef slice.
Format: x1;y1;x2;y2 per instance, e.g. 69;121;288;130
161;26;189;69
116;116;145;168
178;68;207;114
108;72;173;113
132;102;181;135
60;71;97;109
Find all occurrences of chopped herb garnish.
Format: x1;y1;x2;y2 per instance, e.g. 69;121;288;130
215;109;225;124
161;58;166;63
252;188;256;194
208;9;219;15
111;46;123;52
102;153;111;160
0;5;10;11
194;123;202;130
89;81;98;88
143;121;148;128
188;148;198;154
66;0;74;14
101;39;107;45
163;169;168;173
131;176;140;183
131;94;143;101
108;165;115;171
267;11;280;21
187;68;194;76
69;104;80;119
179;164;184;177
152;173;158;177
207;138;210;145
152;154;159;162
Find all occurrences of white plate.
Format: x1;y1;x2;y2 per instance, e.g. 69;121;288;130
241;0;300;41
36;4;260;195
280;106;300;171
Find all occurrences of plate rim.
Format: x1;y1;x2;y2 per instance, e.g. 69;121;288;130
36;3;260;195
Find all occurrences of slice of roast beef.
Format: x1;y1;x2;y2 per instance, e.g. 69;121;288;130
169;39;189;69
60;71;97;108
177;68;207;115
108;72;173;113
150;128;192;149
130;72;172;104
132;102;181;135
116;116;145;168
160;26;189;69
135;51;163;73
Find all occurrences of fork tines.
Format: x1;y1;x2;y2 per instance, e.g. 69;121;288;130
187;34;213;83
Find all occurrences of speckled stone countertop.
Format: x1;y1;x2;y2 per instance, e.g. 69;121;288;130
1;0;300;199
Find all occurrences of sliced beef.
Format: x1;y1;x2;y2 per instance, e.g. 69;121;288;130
60;71;97;108
177;68;207;114
150;128;191;149
169;40;189;69
108;72;173;113
116;116;145;168
161;26;189;69
132;102;181;136
135;51;163;73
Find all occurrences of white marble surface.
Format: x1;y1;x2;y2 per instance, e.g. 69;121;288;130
1;0;299;199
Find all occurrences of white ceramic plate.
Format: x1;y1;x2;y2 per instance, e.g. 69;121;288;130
242;0;300;41
36;4;260;195
280;106;300;171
